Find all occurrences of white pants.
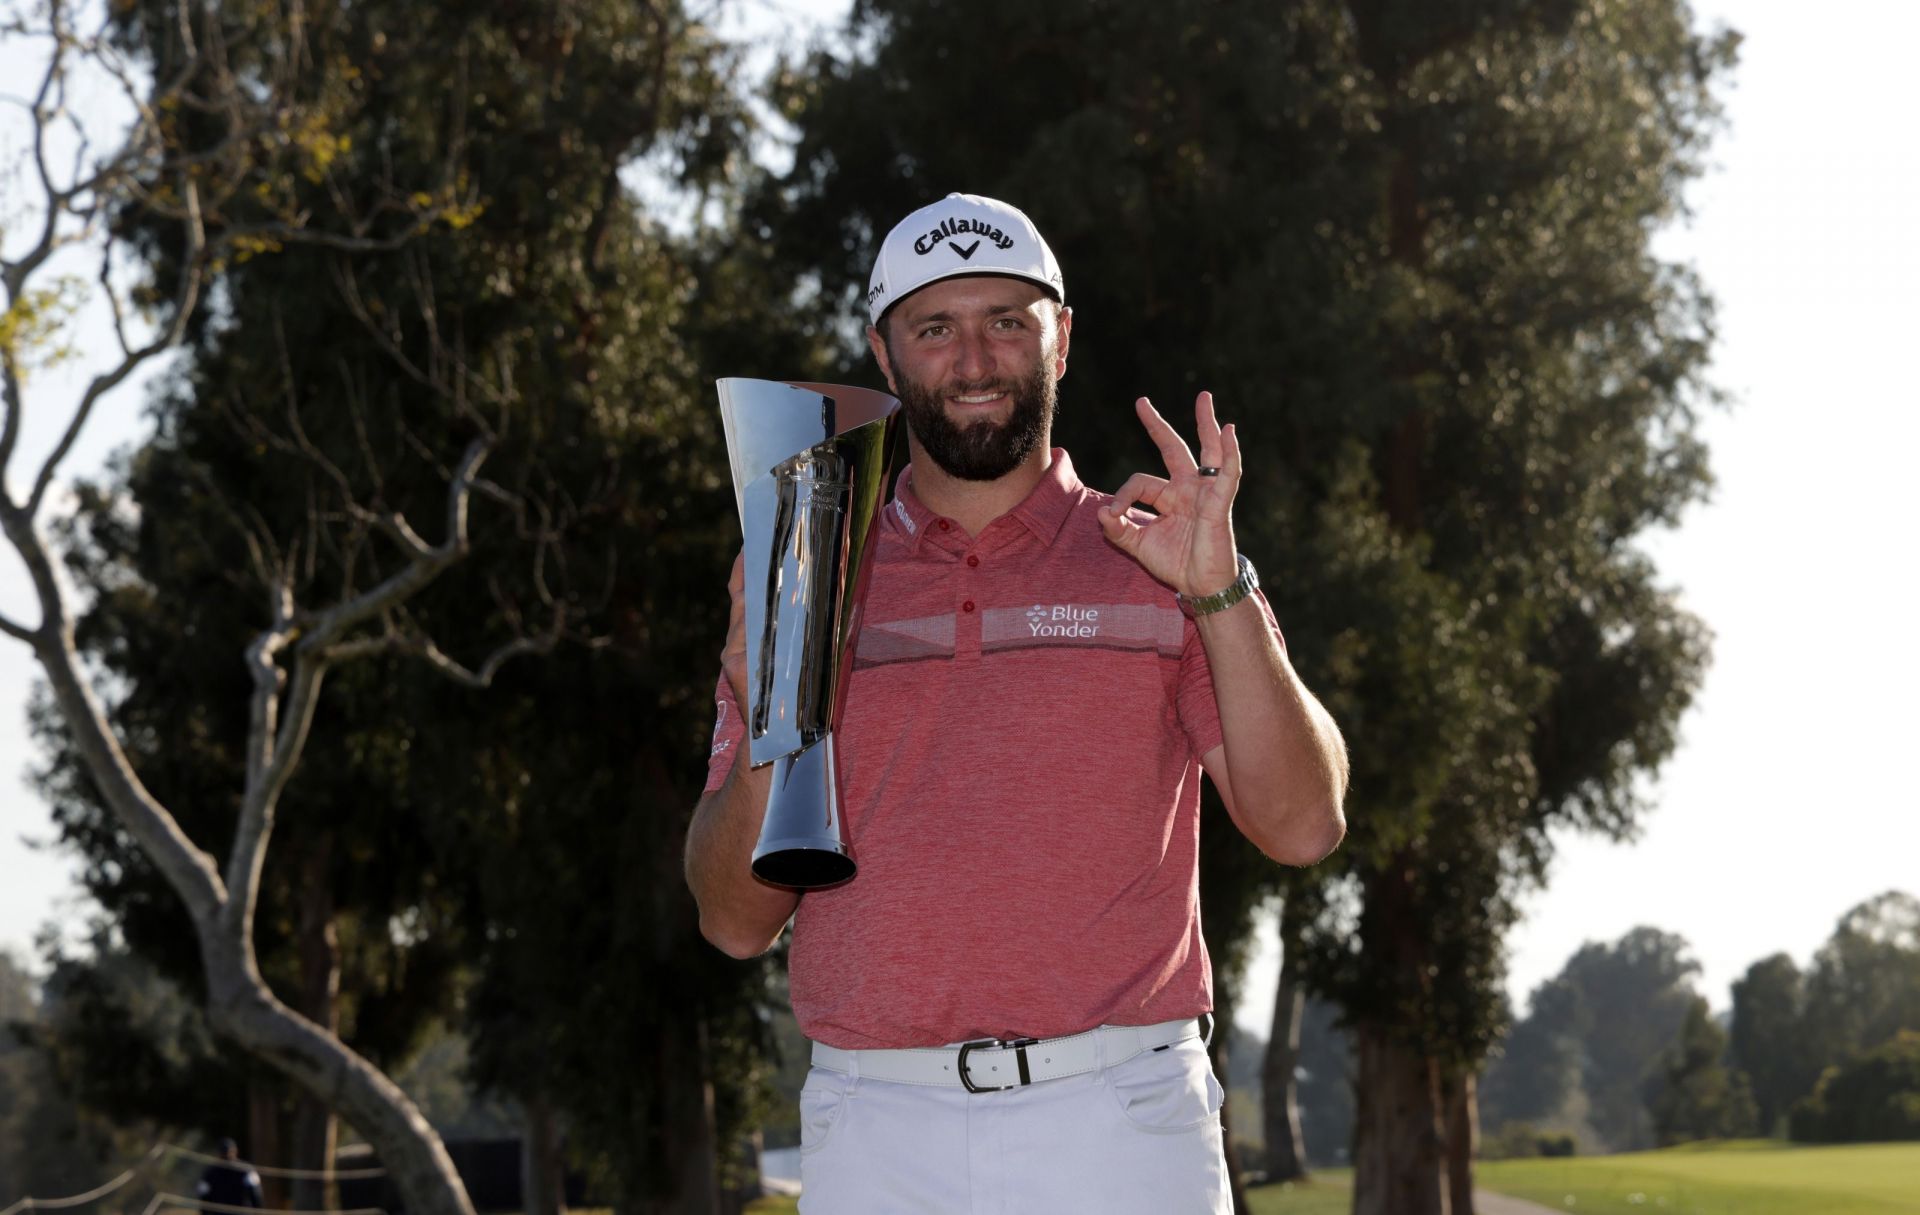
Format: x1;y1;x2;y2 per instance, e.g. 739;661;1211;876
796;1037;1232;1214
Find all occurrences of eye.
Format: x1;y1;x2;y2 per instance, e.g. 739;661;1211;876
917;323;949;339
992;316;1024;331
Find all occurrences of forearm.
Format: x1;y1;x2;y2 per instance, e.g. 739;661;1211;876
684;755;800;958
1197;595;1348;865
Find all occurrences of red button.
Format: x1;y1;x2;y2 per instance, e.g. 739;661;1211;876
962;600;975;613
966;555;980;568
938;520;951;531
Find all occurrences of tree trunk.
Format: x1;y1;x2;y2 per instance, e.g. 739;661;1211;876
1443;1070;1478;1215
291;837;341;1214
1261;900;1310;1182
203;934;477;1215
1207;1009;1253;1215
249;1080;290;1210
718;1128;761;1215
627;1015;721;1215
522;1094;568;1215
1351;1029;1447;1215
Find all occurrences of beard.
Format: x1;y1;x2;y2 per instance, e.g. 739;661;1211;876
896;358;1058;483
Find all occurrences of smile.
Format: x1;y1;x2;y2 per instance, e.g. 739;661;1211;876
950;391;1007;405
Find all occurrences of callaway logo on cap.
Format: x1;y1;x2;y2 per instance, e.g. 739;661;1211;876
867;193;1065;324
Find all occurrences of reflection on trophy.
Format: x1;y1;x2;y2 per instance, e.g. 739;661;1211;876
717;379;902;889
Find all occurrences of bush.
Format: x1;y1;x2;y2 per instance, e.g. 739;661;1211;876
1480;1121;1578;1160
1789;1030;1920;1143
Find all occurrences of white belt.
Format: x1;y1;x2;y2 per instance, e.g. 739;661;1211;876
810;1015;1211;1093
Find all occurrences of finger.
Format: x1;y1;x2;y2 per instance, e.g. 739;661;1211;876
1097;502;1148;555
1136;396;1198;475
1200;421;1244;520
1195;390;1224;470
728;550;745;600
1104;471;1172;515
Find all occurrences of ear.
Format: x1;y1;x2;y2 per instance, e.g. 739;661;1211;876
1052;305;1073;381
866;323;899;394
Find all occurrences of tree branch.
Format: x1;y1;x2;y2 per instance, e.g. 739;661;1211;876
28;174;208;519
296;438;490;649
0;501;226;922
0;610;37;643
403;621;562;689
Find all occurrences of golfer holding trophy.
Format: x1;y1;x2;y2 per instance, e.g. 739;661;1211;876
688;193;1349;1213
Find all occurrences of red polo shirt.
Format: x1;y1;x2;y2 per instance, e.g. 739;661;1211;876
706;450;1271;1049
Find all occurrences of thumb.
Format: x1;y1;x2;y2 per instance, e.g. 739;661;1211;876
1099;502;1143;554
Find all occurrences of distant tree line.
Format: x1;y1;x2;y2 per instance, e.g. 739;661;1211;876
1244;892;1920;1165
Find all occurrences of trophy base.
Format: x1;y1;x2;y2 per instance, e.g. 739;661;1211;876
751;840;856;890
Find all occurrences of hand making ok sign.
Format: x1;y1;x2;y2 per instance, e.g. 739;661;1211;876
1097;390;1243;599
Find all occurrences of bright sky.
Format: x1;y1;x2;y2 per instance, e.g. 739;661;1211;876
4;0;1917;1049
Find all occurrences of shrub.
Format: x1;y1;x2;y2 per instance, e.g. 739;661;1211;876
1480;1121;1578;1160
1789;1030;1920;1143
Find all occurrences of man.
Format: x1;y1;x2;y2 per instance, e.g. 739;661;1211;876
686;193;1347;1213
195;1139;264;1210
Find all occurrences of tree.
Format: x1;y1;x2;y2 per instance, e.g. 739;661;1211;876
1644;995;1757;1146
1803;892;1920;1072
1481;978;1588;1140
762;4;1731;1208
1261;891;1315;1181
1559;929;1706;1151
1729;952;1820;1136
2;5;577;1214
0;948;152;1203
1789;1030;1920;1144
34;1;793;1210
1296;994;1355;1168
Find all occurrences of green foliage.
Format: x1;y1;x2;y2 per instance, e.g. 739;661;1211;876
0;949;164;1202
1645;995;1759;1147
1803;893;1920;1075
1481;979;1587;1135
762;7;1732;1157
37;0;789;1203
1478;1122;1577;1160
1483;927;1702;1151
1731;952;1822;1136
1790;1031;1920;1145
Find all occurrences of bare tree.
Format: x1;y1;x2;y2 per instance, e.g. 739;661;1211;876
1;6;558;1215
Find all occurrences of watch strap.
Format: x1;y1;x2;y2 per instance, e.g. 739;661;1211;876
1179;553;1258;616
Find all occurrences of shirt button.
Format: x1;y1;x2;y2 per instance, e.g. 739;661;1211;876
966;555;980;568
937;520;951;532
962;600;975;613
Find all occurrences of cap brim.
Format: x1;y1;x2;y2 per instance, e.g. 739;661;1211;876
872;269;1064;326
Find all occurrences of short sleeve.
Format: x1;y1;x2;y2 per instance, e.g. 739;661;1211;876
1175;589;1285;760
702;673;746;794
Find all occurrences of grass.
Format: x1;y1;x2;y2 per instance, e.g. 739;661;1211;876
747;1140;1920;1213
747;1175;1358;1213
1474;1139;1920;1215
1247;1170;1355;1214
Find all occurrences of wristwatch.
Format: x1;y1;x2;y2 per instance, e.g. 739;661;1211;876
1178;553;1259;617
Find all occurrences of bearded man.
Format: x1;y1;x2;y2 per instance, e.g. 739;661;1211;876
686;193;1348;1214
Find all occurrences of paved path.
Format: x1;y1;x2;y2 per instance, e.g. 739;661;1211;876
1474;1189;1564;1215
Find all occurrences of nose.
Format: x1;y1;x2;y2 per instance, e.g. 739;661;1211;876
951;327;995;384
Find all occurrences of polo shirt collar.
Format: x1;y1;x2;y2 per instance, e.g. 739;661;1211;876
888;448;1081;552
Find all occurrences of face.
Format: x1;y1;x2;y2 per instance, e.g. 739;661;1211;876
867;276;1070;482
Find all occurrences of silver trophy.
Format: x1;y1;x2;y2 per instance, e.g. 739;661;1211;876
717;379;902;889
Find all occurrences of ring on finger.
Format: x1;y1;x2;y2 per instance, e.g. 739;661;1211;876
1196;466;1221;477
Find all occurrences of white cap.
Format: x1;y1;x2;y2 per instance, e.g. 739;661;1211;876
866;193;1064;324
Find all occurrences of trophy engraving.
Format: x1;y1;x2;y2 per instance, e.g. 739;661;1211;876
717;379;901;888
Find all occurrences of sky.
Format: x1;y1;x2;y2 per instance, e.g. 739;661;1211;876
4;0;1918;1042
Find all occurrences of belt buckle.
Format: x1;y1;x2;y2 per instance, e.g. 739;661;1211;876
956;1036;1040;1093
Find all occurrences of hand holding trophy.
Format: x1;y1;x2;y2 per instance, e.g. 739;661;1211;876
715;379;902;889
